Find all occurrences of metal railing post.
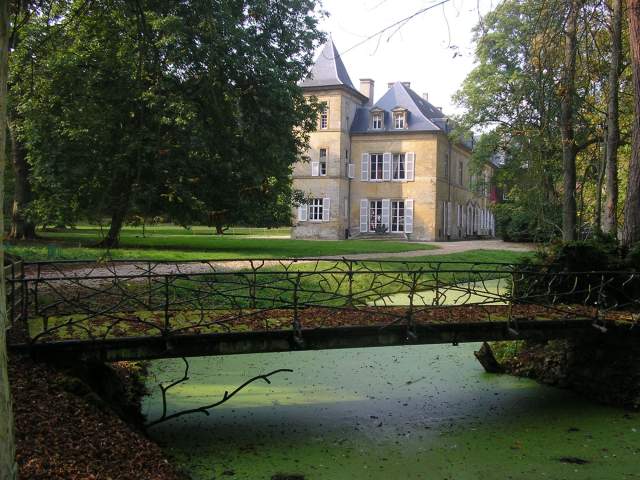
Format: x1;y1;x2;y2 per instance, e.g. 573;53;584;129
163;275;171;335
292;272;303;345
347;260;354;307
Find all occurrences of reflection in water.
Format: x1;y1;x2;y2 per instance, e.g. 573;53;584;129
144;344;640;480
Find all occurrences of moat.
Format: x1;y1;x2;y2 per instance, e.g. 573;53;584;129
143;343;640;480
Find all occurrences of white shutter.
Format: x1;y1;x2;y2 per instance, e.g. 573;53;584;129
382;152;392;181
298;204;307;222
348;163;354;179
381;199;390;230
405;199;414;234
406;152;415;181
323;198;331;221
360;198;369;232
311;161;319;177
447;201;453;236
361;153;370;181
462;208;466;235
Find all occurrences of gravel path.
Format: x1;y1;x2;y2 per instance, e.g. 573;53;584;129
25;240;535;280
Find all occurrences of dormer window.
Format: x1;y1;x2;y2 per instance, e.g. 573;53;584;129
393;111;406;129
372;112;383;129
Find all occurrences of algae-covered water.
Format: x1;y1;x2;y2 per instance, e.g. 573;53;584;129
143;344;640;480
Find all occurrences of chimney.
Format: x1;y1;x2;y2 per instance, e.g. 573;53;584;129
401;81;411;89
422;92;429;101
387;82;395;89
359;79;375;106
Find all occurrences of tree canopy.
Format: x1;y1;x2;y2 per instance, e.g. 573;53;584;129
10;0;324;245
455;0;635;242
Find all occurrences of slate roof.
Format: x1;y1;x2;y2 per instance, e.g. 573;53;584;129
350;82;449;134
300;37;356;90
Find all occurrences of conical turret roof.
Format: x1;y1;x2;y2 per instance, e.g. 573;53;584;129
300;37;356;89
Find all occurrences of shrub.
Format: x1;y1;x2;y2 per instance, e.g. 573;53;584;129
493;203;559;243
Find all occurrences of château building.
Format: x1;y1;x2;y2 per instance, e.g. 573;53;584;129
292;38;496;241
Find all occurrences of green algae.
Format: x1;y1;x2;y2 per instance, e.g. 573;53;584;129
143;344;640;480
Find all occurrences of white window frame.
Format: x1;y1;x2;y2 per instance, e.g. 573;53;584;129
308;198;324;221
319;148;328;176
393;111;405;129
369;153;384;181
369;199;384;232
320;103;328;129
391;200;405;232
392;153;406;181
372;112;383;130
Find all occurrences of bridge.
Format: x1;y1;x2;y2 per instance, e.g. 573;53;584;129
5;258;640;362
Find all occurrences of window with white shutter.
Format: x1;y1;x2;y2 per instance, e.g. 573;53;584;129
311;162;319;177
405;199;414;234
322;198;331;221
381;199;390;230
361;153;370;181
348;163;354;179
298;204;308;222
382;153;392;181
406;152;415;181
359;199;369;233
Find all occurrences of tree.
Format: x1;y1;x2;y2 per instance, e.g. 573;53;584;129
560;0;579;241
12;0;323;245
603;0;624;235
7;1;36;240
623;0;640;246
456;0;632;242
0;1;18;478
155;0;323;234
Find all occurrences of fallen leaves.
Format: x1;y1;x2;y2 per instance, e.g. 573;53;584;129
8;355;182;480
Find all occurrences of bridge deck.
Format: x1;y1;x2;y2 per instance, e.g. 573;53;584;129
8;305;634;362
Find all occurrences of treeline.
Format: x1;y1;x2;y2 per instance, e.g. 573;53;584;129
6;0;324;246
456;0;640;247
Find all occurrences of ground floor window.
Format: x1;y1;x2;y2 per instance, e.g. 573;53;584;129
391;200;405;232
308;198;324;221
369;200;383;231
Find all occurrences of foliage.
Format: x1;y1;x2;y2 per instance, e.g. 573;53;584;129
455;0;634;240
493;202;560;243
10;0;325;244
515;237;639;308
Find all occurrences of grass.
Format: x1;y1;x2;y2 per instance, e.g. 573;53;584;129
39;225;292;237
5;224;444;261
7;238;438;262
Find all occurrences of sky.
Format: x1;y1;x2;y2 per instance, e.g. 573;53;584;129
316;0;496;115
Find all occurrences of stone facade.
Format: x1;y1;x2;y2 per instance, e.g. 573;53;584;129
292;39;496;241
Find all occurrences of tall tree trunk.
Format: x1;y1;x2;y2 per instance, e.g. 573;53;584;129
9;120;36;240
0;0;18;477
595;135;607;232
561;0;579;242
100;191;131;249
623;0;640;246
604;0;623;236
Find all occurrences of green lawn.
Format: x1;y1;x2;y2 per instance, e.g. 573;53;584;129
7;232;439;261
38;225;292;237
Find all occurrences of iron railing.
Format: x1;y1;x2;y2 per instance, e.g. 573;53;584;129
6;258;640;345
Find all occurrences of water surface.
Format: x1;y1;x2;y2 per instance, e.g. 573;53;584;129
143;344;640;480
